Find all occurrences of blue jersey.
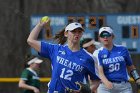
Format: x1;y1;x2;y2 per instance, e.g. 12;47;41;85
39;41;99;93
93;44;133;82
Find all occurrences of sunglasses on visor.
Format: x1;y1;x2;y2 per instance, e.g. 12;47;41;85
99;32;112;38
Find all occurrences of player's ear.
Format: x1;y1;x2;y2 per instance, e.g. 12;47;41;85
64;31;68;37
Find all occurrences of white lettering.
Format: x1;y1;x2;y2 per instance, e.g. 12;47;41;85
102;56;125;64
117;16;140;25
57;56;84;72
50;17;65;26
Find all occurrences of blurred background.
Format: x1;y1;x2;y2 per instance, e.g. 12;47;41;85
0;0;140;93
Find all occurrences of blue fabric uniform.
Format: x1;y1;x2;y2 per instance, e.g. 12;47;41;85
39;41;99;93
94;44;133;82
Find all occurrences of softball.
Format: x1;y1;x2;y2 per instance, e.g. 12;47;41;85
41;16;50;22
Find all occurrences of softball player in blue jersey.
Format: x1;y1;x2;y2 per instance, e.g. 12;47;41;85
27;19;100;93
93;27;140;93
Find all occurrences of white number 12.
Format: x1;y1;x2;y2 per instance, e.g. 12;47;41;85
60;68;73;81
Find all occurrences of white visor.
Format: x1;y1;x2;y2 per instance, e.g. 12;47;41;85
65;22;84;32
27;57;43;65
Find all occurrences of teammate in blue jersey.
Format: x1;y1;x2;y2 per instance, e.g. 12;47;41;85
27;19;100;93
93;26;140;93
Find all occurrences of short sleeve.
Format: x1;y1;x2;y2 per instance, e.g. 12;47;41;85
93;49;102;66
122;48;133;66
39;41;58;59
20;69;29;81
85;57;100;80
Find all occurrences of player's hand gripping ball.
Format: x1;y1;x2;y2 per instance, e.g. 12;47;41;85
40;16;50;27
41;16;50;22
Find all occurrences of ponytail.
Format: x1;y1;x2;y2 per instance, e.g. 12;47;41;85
53;28;67;45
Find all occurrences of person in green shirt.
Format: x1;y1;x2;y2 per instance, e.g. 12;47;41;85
80;38;102;93
19;56;43;93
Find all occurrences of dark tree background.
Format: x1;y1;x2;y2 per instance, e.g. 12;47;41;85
0;0;140;92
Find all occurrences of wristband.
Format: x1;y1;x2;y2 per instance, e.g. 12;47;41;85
130;69;140;81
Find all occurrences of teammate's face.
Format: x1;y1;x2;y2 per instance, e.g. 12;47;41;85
86;44;96;54
31;63;40;71
67;28;83;44
99;32;113;46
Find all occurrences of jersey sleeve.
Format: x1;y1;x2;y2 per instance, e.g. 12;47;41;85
20;69;29;81
39;41;58;60
92;50;98;64
122;48;133;66
92;56;99;77
93;49;102;66
85;57;100;80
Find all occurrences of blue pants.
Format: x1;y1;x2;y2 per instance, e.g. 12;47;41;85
97;82;133;93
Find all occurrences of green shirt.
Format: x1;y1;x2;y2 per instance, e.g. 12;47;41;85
20;68;40;93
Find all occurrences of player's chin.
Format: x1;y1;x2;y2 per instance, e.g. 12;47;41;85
103;42;109;45
73;40;80;44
